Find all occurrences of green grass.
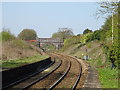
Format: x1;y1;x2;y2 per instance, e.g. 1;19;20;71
86;43;92;48
87;59;118;88
97;67;118;88
1;30;16;42
1;54;49;69
86;59;103;68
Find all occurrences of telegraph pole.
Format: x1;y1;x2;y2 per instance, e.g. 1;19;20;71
112;12;114;44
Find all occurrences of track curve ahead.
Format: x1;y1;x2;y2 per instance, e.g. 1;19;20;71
6;53;83;90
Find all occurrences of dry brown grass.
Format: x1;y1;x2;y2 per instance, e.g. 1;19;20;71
0;42;2;61
62;41;106;64
1;40;43;61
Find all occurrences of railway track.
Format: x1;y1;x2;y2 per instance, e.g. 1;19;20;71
49;53;82;89
29;53;70;89
7;56;61;90
5;53;82;89
29;53;82;89
2;58;55;90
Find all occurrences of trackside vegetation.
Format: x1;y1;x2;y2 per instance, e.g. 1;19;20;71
1;29;48;69
0;30;15;42
62;13;119;69
87;59;118;88
97;67;118;88
1;54;48;69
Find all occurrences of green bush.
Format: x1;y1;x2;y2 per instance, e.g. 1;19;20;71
83;28;92;34
64;36;81;47
42;44;56;51
0;31;15;42
109;45;119;64
86;30;107;42
18;29;37;40
103;44;119;68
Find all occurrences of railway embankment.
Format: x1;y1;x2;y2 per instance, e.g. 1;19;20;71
61;40;118;88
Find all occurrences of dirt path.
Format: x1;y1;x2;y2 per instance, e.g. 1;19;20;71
82;65;101;88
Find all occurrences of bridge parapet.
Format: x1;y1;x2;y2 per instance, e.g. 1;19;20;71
37;38;64;50
38;38;63;43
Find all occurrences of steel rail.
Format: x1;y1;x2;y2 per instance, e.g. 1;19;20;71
22;59;62;90
48;54;82;90
72;59;82;90
48;60;71;90
2;59;55;90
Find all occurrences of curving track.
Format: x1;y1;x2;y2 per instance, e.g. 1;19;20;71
6;53;82;90
49;53;82;89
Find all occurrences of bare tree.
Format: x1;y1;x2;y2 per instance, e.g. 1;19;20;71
52;28;74;41
96;0;119;18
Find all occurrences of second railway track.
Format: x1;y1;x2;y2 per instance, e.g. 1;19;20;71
7;53;83;89
29;53;70;89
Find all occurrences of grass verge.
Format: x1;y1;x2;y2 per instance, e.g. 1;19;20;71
87;59;118;88
1;54;49;69
97;67;118;88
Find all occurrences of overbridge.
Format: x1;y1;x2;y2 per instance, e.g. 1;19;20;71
36;38;64;50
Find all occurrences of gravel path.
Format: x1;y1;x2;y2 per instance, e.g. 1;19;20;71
82;65;101;89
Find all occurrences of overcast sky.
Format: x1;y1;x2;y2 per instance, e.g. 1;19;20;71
2;2;106;38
